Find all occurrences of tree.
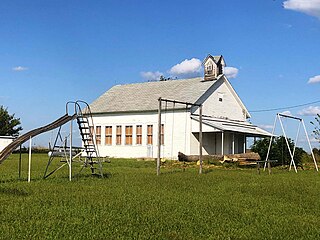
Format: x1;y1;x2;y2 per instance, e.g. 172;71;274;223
0;105;23;137
311;114;320;143
251;136;305;166
159;75;170;81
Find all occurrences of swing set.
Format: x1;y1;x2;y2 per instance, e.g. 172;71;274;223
264;113;318;173
156;97;203;175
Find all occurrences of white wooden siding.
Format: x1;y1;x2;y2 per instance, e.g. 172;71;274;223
91;110;192;159
201;80;246;121
0;137;14;152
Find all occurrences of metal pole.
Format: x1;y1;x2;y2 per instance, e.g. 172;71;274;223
264;115;277;170
302;119;319;171
157;98;162;176
199;105;203;174
289;121;301;170
69;119;73;181
18;145;22;179
278;115;297;172
28;137;32;183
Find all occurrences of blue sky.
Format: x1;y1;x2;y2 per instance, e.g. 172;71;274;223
1;0;320;149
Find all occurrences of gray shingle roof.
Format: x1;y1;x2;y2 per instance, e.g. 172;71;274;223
89;77;217;114
191;116;272;137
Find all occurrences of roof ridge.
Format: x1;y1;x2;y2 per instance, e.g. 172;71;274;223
115;77;204;87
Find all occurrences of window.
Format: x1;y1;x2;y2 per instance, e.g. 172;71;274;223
206;64;213;75
96;126;101;145
88;126;94;144
125;126;133;145
161;124;164;145
116;126;122;145
105;126;112;145
147;125;153;145
218;93;224;102
136;125;142;145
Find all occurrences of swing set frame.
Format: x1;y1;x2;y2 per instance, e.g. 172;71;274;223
157;97;203;175
264;113;318;172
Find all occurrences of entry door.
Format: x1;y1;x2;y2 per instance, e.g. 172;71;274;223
147;145;153;158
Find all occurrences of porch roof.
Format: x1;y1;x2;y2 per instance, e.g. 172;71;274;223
191;116;272;137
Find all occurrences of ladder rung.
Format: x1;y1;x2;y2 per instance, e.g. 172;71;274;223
84;144;94;147
85;148;95;151
77;118;88;122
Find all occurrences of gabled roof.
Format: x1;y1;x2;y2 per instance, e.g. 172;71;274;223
202;54;226;66
221;75;251;118
89;75;250;119
89;77;217;114
191;75;251;118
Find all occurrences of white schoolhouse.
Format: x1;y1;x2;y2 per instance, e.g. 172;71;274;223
88;54;270;159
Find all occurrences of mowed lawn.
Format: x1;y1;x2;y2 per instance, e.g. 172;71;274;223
0;154;320;239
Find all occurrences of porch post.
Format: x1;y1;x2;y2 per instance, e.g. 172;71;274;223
199;105;203;174
157;97;162;176
28;137;32;183
221;132;224;155
232;133;235;154
243;135;246;154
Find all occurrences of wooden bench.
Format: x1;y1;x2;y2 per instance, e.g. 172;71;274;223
256;160;278;174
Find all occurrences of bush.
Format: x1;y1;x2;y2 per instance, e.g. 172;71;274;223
251;136;306;167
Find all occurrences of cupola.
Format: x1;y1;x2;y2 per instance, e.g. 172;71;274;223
203;54;226;81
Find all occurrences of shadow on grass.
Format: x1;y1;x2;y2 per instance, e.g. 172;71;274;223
202;169;214;174
159;169;187;175
73;171;113;179
0;187;30;196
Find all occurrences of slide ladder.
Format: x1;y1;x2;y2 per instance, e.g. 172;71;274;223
44;100;103;178
1;100;104;180
77;114;103;177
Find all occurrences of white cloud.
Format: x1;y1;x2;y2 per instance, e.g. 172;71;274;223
308;75;320;84
142;57;240;81
281;110;292;116
12;66;28;71
168;58;202;76
140;71;163;81
283;0;320;19
298;106;320;115
224;67;239;79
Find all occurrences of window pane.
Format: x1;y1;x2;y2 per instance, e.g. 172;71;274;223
105;126;112;145
116;126;122;145
125;126;133;145
96;126;101;145
147;125;153;145
136;125;142;145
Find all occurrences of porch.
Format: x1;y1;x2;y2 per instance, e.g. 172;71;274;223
191;116;272;155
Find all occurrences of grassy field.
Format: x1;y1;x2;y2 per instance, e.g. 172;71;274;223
0;153;320;239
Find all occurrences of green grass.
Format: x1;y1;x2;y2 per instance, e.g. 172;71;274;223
1;154;320;239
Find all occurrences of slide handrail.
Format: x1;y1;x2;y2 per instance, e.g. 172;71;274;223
0;100;96;165
0;114;75;164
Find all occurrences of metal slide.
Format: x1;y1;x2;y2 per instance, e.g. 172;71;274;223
0;114;76;164
44;101;103;178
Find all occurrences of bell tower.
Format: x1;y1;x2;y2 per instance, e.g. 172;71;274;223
203;54;226;81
